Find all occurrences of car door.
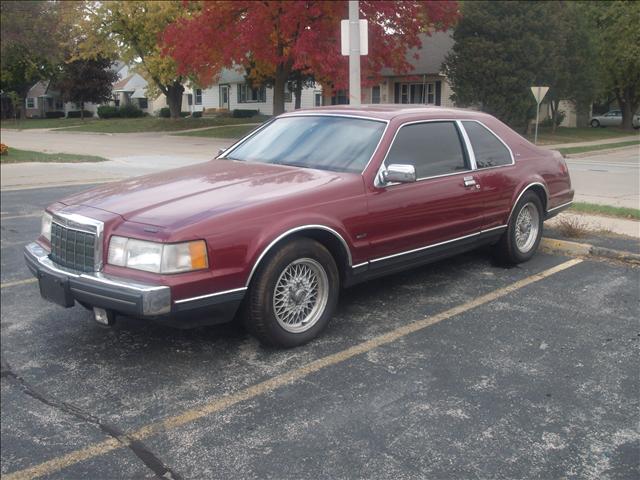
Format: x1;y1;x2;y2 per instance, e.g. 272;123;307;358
363;120;484;269
460;120;518;230
603;111;621;126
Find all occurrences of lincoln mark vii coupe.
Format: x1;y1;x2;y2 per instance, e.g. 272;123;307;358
25;106;573;347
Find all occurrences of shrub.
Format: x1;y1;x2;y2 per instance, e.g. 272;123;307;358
191;111;202;118
118;104;144;118
232;109;259;118
66;110;93;118
45;111;65;119
0;143;8;155
97;105;120;119
158;107;190;118
540;110;566;128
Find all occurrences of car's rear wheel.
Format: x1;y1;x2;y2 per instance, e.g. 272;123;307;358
494;191;543;264
590;119;600;128
244;238;339;347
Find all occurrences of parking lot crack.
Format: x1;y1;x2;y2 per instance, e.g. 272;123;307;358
1;356;182;480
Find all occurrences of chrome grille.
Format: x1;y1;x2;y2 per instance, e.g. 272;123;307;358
49;213;103;272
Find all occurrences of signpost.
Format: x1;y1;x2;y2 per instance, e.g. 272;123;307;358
530;86;549;145
341;1;368;106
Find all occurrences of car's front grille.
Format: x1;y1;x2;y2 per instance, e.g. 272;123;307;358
50;222;97;272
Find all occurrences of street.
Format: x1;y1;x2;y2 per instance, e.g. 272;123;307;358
1;185;638;479
567;147;640;209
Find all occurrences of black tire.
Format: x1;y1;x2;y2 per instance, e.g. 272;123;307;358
590;119;600;128
494;191;544;265
244;238;339;348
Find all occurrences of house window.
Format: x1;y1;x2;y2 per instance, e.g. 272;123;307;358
284;86;292;103
195;88;202;105
314;91;323;107
238;84;266;103
26;97;36;109
331;90;348;105
55;98;63;110
138;98;148;109
397;82;435;104
372;86;381;104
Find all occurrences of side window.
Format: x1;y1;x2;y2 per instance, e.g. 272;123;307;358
386;122;468;179
463;121;512;168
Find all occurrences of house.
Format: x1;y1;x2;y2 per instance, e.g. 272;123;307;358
188;68;321;116
24;81;65;118
325;31;455;108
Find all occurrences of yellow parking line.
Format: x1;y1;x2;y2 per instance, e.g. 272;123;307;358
4;258;583;480
1;278;37;289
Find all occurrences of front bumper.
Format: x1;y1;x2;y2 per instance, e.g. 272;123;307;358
24;242;244;327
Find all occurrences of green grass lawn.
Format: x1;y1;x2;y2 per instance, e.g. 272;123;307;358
1;115;270;133
63;115;269;133
174;124;263;138
1;118;94;130
570;202;640;221
526;126;639;145
0;148;107;164
557;140;640;156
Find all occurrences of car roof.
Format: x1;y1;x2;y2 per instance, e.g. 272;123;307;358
280;104;493;122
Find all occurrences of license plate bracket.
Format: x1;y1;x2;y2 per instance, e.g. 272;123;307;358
39;272;74;307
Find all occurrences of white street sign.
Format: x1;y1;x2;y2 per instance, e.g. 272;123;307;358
341;19;368;56
530;86;549;104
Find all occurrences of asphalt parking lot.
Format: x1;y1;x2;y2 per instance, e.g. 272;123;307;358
1;185;639;480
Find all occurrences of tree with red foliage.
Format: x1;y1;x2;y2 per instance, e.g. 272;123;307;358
163;1;459;115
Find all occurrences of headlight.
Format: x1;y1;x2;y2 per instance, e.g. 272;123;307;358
107;236;208;273
41;212;53;242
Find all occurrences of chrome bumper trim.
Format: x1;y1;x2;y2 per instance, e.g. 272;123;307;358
24;242;171;316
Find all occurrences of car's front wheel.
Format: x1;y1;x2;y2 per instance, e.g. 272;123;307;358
590;119;600;128
494;191;544;264
244;238;339;347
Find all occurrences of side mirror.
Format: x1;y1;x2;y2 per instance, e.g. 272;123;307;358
382;164;416;184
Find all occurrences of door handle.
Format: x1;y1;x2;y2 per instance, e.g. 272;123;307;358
463;176;477;188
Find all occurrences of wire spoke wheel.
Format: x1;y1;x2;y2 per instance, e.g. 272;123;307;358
273;258;329;334
514;202;540;253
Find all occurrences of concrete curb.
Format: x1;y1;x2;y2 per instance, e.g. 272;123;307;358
540;237;640;265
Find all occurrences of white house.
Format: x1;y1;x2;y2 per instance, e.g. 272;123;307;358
187;68;322;116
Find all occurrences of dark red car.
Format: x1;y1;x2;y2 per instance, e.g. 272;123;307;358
25;106;573;347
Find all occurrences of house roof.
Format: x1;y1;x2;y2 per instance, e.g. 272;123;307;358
27;80;51;98
380;31;454;77
112;72;148;92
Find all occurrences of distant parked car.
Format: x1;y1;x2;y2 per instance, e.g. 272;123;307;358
25;106;574;347
590;110;640;129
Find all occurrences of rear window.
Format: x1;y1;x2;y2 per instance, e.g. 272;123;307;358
463;121;512;168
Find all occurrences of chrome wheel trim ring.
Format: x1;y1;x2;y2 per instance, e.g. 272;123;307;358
514;201;540;253
273;258;329;334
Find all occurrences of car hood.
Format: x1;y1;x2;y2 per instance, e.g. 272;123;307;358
59;160;356;229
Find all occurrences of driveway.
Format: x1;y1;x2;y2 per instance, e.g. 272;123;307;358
0;129;235;190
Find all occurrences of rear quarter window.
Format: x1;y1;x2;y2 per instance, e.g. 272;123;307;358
463;121;512;168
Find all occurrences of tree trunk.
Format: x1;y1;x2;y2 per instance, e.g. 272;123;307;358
619;86;638;131
166;82;185;119
81;101;85;120
550;99;560;134
273;62;292;116
294;76;303;110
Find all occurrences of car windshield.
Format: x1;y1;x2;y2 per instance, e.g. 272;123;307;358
225;116;386;174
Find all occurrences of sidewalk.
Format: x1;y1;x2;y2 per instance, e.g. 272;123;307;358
543;134;639;150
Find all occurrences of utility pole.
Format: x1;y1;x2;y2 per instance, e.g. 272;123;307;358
348;0;361;106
